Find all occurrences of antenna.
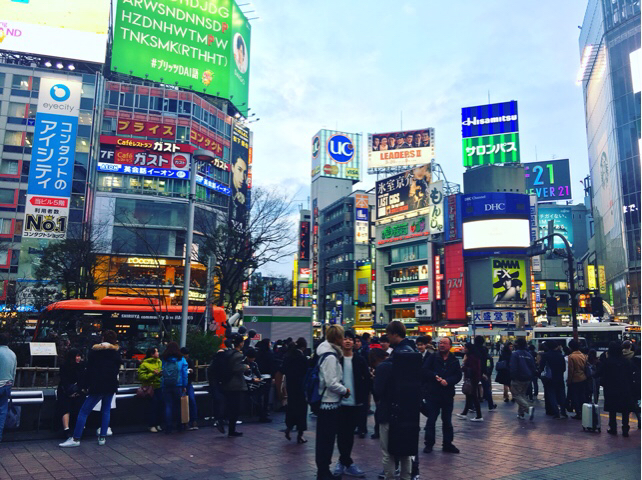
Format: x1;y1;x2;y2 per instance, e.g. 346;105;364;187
488;91;491;104
400;111;403;130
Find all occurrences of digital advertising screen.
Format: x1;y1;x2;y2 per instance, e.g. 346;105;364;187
0;0;110;63
462;132;520;167
111;0;251;110
491;257;528;304
463;219;531;251
368;128;434;169
537;205;574;249
376;165;433;220
461;101;518;138
524;159;572;202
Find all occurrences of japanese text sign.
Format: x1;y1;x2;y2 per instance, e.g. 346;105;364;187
462;132;520;167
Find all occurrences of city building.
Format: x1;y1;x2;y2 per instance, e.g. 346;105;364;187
579;0;641;323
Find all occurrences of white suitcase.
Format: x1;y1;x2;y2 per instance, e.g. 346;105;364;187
581;403;601;432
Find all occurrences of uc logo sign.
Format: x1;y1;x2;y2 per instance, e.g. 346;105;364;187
50;84;71;102
327;134;354;164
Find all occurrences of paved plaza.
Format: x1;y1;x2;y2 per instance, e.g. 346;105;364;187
0;395;639;480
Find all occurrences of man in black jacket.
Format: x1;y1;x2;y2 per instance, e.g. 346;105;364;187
538;341;567;418
421;337;462;454
474;336;497;410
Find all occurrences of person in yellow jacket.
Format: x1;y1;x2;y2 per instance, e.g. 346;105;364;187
138;347;163;432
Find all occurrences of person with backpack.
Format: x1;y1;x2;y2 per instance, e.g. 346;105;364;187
510;338;537;420
60;330;122;447
600;341;634;436
281;337;309;444
221;335;249;437
137;347;163;433
160;342;189;434
314;325;350;480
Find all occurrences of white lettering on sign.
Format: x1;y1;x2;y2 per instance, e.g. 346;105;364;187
484;203;506;211
462;114;517;126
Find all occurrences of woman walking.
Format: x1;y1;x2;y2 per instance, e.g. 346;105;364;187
57;348;86;439
281;337;310;443
161;342;188;434
138;347;163;433
496;342;514;402
457;343;483;421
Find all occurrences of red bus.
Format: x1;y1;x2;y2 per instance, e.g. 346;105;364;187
34;296;227;353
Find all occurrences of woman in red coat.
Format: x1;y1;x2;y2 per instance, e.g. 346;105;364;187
456;343;483;421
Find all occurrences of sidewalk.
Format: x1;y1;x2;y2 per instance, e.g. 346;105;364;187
0;396;639;480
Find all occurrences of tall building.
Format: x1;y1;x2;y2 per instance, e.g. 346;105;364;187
579;0;640;323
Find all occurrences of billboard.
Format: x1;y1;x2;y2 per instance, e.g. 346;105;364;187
463;219;530;251
492;258;528;304
111;0;250;109
538;206;574;249
462;132;520;167
367;128;434;169
376;165;438;220
299;221;310;261
230;122;250;227
461;193;529;219
461;101;518;138
311;130;361;182
0;0;110;63
524;159;572;202
23;77;82;240
444;243;466;321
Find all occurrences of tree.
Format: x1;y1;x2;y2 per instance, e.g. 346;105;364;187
248;274;294;306
196;187;296;311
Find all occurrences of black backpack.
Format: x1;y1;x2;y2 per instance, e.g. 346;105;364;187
209;349;235;386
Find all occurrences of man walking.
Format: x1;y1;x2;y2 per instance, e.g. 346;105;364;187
422;337;462;453
0;333;17;443
510;338;537;420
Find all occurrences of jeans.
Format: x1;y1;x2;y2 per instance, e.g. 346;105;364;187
424;396;454;448
380;423;411;480
548;380;567;416
315;407;340;477
224;391;242;433
73;394;113;439
186;384;198;425
0;384;11;442
568;381;586;417
356;403;367;434
162;386;182;432
337;405;359;467
510;380;532;416
147;388;163;427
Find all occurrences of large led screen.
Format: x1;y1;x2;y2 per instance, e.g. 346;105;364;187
463;219;530;251
368;128;434;169
112;0;250;110
0;0;110;63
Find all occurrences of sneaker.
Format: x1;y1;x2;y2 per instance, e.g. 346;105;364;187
516;414;525;419
378;468;400;479
442;443;460;454
156;425;163;431
98;437;106;446
333;463;345;476
215;421;226;434
455;413;468;419
149;426;158;433
488;404;498;410
423;445;433;453
59;438;80;448
96;427;113;436
344;464;366;477
470;417;484;422
528;406;535;420
188;426;199;431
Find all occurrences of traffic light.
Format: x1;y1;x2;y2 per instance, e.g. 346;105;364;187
591;296;604;317
546;296;558;317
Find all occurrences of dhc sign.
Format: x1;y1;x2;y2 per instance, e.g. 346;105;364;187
328;134;354;163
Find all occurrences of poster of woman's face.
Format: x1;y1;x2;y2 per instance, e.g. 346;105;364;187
234;33;248;74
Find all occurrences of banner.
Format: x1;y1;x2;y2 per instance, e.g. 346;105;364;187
368;128;434;169
492;258;527;304
376;165;442;220
230;123;250;228
538;206;574;249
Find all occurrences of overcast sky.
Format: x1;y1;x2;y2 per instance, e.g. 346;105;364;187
245;1;591;276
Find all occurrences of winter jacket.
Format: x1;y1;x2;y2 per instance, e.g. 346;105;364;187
58;361;87;397
631;353;641;402
84;342;122;395
567;351;587;384
162;356;189;389
421;351;462;401
463;353;482;385
342;353;370;406
495;347;512;385
510;348;536;382
538;349;566;383
281;349;309;396
222;350;249;392
316;340;347;406
138;357;162;389
600;353;635;413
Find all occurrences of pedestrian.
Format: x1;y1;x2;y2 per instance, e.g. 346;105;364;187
379;335;392;355
527;344;539;400
137;347;163;433
456;343;483;421
373;321;420;480
510;338;537;420
0;333;17;443
495;340;502;357
244;347;272;423
57;348;86;439
600;341;634;436
495;342;513;402
222;335;249;437
207;343;229;434
474;336;497;411
60;330;121;447
566;339;588;420
421;336;462;454
180;347;199;430
315;325;350;480
586;349;599;405
160;342;189;434
538;341;567;419
256;339;276;414
281;337;309;443
368;348;387;441
333;331;368;478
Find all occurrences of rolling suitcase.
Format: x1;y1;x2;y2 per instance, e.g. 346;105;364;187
581;403;601;432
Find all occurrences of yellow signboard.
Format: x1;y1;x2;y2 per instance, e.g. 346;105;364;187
557;306;572;315
598;265;607;294
586;265;597;290
127;257;167;268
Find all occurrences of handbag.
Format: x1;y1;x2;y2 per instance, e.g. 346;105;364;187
461;378;474;396
541;365;553;381
136;385;155;399
180;394;190;424
6;399;21;429
496;360;507;371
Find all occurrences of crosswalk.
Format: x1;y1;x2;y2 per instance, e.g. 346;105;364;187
454;381;509;396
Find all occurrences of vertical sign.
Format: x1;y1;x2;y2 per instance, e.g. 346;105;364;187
587;265;597;290
434;255;443;300
23;77;82;240
299;221;310;261
444;243;466;320
230;122;250;229
529;195;541;271
355;193;369;245
598;265;607;294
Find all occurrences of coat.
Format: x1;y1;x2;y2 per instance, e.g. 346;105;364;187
84;342;122;395
373;338;417;423
539;349;566;383
222;350;249;392
58;360;86;397
463;353;482;386
567;351;587;384
316;340;347;405
138;357;162;389
421;352;462;402
495;347;512;385
281;349;308;399
600;354;634;413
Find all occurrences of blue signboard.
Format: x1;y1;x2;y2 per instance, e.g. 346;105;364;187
97;162;189;179
356;207;368;221
461;193;529;219
538;206;574;249
461;101;518;138
196;175;232;196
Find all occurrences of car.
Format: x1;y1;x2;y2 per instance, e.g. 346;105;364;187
450;343;465;357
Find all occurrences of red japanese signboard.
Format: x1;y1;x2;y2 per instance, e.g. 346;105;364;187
444;243;466;321
190;129;224;156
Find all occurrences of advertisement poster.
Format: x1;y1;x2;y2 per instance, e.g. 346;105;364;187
492;258;527;304
311;130;361;181
299;221;310;261
376;164;440;220
368;128;435;169
538;206;574;249
462;132;520;167
229;123;250;228
111;0;251;109
461;101;518;138
524;159;572;202
445;243;466;321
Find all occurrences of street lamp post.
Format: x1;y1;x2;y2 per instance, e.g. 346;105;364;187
180;148;216;348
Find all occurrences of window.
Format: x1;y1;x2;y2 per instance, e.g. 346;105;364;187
102;117;116;134
0;73;5;88
0;219;11;235
7;102;35;118
100;175;123;188
3;131;24;146
0;189;15;204
81;83;95;98
25;132;34;147
0;159;19;175
0;250;8;265
11;75;30;90
76;137;90;153
78;110;92;125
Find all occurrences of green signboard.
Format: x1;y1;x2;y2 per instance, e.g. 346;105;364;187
112;0;250;110
462;132;520;167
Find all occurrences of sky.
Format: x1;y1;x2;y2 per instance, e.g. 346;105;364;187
244;1;592;276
